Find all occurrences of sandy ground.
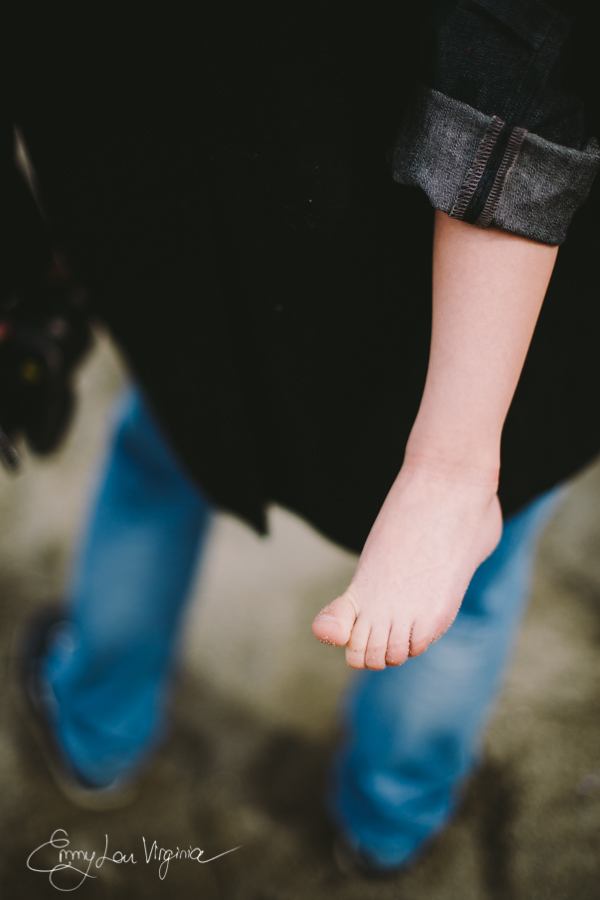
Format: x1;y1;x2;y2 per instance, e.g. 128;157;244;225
1;333;600;899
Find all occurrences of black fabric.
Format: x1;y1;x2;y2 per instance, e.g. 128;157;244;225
2;1;600;553
424;0;588;145
0;121;52;298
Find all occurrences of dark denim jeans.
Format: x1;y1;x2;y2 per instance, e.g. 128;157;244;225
392;0;600;244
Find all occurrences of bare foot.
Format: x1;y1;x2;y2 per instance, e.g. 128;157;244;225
311;457;502;669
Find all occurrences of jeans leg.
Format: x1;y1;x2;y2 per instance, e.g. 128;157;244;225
330;486;565;870
42;385;211;786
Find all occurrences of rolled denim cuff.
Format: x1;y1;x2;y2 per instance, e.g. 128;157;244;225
392;86;600;245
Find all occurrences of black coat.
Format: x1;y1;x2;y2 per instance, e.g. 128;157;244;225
3;1;600;553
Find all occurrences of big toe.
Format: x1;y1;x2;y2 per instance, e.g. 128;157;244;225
311;593;358;647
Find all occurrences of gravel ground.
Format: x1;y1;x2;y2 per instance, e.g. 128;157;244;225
1;333;600;899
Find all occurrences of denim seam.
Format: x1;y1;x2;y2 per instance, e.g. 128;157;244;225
476;125;528;228
449;116;505;220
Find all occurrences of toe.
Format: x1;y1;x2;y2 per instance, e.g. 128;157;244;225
364;624;392;670
408;624;431;658
385;625;411;667
312;592;358;647
345;614;372;669
410;609;456;657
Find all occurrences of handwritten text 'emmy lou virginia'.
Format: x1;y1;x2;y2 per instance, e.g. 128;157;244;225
27;829;241;889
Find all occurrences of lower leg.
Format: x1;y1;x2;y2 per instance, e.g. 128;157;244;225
330;486;565;869
42;386;211;785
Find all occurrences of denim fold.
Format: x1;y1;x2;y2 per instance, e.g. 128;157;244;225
392;85;600;245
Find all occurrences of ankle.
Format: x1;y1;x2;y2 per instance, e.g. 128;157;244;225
400;450;500;491
405;412;502;481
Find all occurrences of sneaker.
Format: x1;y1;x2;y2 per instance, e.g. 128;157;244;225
12;605;138;810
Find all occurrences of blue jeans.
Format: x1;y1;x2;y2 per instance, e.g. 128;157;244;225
43;387;211;785
43;386;563;863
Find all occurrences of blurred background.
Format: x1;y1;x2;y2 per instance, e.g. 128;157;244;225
1;330;600;898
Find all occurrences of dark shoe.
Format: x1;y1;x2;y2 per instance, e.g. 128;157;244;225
12;605;138;810
333;836;408;880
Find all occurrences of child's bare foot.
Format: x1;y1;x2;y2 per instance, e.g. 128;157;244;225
312;456;502;669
